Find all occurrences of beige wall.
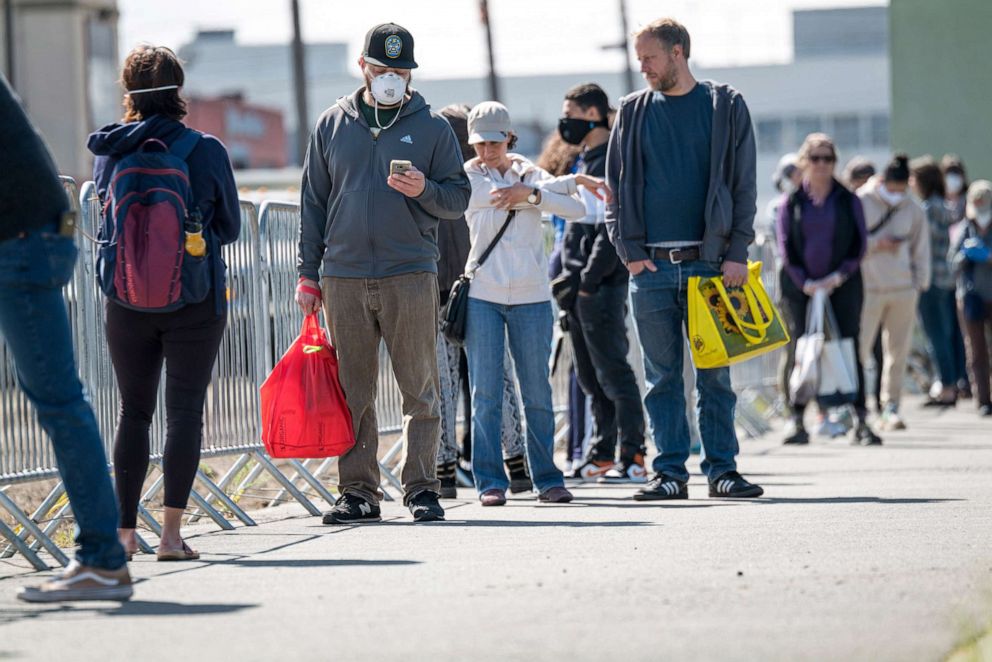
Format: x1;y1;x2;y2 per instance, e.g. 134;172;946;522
3;0;118;181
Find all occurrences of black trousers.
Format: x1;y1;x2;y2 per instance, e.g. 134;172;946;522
567;281;646;462
780;274;868;420
106;297;227;528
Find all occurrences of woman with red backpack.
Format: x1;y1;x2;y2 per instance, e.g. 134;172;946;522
87;46;240;561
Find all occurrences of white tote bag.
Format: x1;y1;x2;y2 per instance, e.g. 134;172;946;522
817;297;859;407
789;290;825;405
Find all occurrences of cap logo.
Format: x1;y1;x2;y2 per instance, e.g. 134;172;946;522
385;35;403;59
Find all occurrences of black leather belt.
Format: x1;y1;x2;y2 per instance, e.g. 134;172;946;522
648;246;701;264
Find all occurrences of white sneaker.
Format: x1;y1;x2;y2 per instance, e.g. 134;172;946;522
597;457;649;484
17;561;133;603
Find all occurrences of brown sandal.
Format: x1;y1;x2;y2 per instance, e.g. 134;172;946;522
156;541;200;562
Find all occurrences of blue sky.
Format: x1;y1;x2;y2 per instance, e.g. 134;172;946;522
118;0;885;79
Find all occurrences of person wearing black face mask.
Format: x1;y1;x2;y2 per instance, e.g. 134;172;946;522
554;83;648;484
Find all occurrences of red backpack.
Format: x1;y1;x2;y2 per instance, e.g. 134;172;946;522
97;130;210;311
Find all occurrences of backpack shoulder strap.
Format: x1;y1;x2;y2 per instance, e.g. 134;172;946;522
169;129;202;161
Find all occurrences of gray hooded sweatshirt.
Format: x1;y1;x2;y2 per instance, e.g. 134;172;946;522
298;87;471;280
605;81;757;265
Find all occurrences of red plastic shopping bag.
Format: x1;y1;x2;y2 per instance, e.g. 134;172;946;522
260;313;355;458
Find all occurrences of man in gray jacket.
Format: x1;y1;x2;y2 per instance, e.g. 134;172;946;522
296;23;471;523
605;18;764;500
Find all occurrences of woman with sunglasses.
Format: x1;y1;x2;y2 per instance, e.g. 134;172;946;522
776;133;882;446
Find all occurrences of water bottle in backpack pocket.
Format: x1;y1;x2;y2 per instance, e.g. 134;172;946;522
97;130;211;311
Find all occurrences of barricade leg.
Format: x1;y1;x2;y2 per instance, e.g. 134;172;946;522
134;531;155;554
231;461;266;504
0;489;69;567
1;482;66;559
251;452;321;516
137;504;163;538
187;489;235;530
264;459;309;510
195;468;256;526
188;453;252;523
27;500;71;554
0;518;48;571
138;465;237;530
287;459;337;508
267;458;340;509
377;438;404;497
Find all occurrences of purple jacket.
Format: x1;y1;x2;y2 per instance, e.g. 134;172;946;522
776;181;867;290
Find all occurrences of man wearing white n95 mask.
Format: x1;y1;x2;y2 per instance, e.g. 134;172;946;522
296;22;471;525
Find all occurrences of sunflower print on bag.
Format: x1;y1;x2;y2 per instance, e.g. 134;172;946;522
699;280;752;336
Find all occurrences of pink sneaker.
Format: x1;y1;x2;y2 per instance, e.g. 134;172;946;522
538;487;574;503
479;489;506;506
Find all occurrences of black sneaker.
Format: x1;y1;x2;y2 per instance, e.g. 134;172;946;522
408;491;446;522
852;422;883;446
323;493;381;524
437;461;457;499
783;426;810;445
709;471;764;498
633;474;688;501
979;404;992;417
505;455;533;494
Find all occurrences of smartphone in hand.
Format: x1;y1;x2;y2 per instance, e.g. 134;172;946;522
390;159;412;176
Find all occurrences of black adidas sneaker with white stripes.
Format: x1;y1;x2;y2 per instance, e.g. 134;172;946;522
633;474;688;501
708;471;764;498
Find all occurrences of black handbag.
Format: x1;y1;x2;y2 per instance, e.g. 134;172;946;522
440;210;516;346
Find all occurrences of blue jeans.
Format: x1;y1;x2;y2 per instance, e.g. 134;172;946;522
0;231;126;570
629;260;738;482
464;298;564;494
918;286;962;386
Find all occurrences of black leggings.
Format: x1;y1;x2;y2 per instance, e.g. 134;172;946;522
781;275;868;421
106;297;226;528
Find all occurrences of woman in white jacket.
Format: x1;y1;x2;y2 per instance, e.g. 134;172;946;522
463;101;595;506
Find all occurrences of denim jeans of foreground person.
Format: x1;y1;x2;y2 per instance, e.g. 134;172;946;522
0;230;126;571
464;298;565;494
628;259;739;482
321;271;442;505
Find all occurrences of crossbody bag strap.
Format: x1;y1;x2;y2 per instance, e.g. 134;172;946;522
868;203;901;236
471;209;517;274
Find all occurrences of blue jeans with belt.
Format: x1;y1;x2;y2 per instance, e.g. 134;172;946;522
0;230;126;570
464;298;564;495
628;259;739;482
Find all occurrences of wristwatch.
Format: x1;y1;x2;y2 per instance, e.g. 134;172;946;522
527;187;540;205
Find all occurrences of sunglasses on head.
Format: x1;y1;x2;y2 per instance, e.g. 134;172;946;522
809;154;836;164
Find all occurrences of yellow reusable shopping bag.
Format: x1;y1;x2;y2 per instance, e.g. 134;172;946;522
687;261;790;369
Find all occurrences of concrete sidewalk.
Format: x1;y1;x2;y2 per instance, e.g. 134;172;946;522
1;396;990;661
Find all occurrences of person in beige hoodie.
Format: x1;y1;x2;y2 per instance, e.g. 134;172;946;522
856;154;931;430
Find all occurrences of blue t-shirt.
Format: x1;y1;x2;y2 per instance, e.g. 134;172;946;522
642;83;713;244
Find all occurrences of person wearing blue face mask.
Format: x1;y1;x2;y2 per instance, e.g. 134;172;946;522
297;23;471;524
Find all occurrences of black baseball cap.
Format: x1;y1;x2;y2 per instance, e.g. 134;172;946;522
363;23;418;69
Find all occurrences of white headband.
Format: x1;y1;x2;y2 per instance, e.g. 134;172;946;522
125;84;180;96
